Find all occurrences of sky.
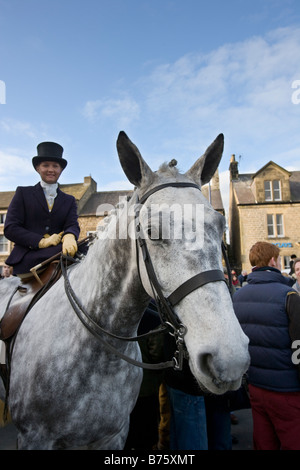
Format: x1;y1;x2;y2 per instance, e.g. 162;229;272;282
1;0;300;222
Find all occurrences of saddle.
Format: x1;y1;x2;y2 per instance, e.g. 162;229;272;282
0;260;62;342
0;237;92;344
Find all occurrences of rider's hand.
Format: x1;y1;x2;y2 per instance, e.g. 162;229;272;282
62;233;78;257
38;232;63;249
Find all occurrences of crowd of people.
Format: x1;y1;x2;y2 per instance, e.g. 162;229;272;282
125;247;300;451
1;141;300;450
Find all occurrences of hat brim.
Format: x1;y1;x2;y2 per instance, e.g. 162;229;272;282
32;156;68;170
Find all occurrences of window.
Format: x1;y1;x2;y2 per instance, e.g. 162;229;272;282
276;214;284;236
264;181;272;201
284;256;290;270
267;214;284;238
264;180;281;201
0;235;9;253
0;213;6;225
267;214;274;236
273;180;281;200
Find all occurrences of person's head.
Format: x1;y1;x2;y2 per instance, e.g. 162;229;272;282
249;241;281;270
35;161;63;184
2;264;12;277
293;258;300;282
32;142;67;184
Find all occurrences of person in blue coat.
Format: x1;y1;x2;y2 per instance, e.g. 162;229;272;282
4;142;80;276
233;241;300;450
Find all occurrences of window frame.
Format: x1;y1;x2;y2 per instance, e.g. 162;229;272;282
264;180;282;202
264;181;272;201
267;213;284;238
273;180;282;201
0;212;6;225
0;234;9;254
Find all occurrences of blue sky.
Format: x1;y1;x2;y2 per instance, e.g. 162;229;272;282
1;0;300;220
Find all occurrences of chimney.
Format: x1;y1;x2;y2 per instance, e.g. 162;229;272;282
229;154;239;180
211;168;220;190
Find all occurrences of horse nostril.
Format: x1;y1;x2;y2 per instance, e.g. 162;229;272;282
199;353;215;379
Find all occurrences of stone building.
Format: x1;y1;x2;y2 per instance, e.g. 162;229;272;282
228;155;300;273
0;172;223;270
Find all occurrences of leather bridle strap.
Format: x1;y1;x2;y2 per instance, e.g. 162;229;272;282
222;240;233;296
167;269;226;307
138;182;200;205
135;182;202;330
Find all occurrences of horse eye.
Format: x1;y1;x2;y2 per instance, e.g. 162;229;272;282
146;226;160;240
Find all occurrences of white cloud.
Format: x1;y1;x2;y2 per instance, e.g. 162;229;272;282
0;150;35;190
130;25;300;170
0;150;33;175
82;96;140;129
0;118;37;139
99;179;133;191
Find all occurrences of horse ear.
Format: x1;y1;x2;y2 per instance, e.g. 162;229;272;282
185;134;224;186
116;131;153;187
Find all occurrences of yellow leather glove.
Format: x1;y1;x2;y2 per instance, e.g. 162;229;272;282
62;233;78;257
38;232;63;249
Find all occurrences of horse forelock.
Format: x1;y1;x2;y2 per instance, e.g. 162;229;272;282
158;161;180;175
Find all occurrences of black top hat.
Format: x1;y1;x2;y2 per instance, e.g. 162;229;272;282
32;142;68;170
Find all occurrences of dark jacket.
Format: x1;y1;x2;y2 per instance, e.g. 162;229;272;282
137;305;164;397
4;183;80;274
233;267;300;392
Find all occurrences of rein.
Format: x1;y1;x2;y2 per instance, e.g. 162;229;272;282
62;182;233;371
61;256;174;370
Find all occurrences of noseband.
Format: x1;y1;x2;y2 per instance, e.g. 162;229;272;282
61;182;232;371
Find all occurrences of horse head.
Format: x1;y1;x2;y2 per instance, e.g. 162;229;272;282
117;131;250;395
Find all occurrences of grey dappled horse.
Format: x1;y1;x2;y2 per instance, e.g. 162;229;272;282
0;132;249;449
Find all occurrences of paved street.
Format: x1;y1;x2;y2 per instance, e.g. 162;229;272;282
0;408;253;451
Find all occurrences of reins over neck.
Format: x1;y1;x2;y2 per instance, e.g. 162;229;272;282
60;256;175;370
61;181;233;372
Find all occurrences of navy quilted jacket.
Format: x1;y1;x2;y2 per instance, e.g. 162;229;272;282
233;267;300;392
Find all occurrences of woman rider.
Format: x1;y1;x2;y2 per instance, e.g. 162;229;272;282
4;141;80;276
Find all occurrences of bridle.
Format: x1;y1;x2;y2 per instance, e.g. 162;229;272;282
62;182;233;371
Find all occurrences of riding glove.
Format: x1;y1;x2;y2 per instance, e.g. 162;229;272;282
38;232;63;249
62;233;78;257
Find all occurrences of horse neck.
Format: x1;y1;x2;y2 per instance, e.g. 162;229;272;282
70;208;150;335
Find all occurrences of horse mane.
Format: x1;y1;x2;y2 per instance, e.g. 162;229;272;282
96;195;131;233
